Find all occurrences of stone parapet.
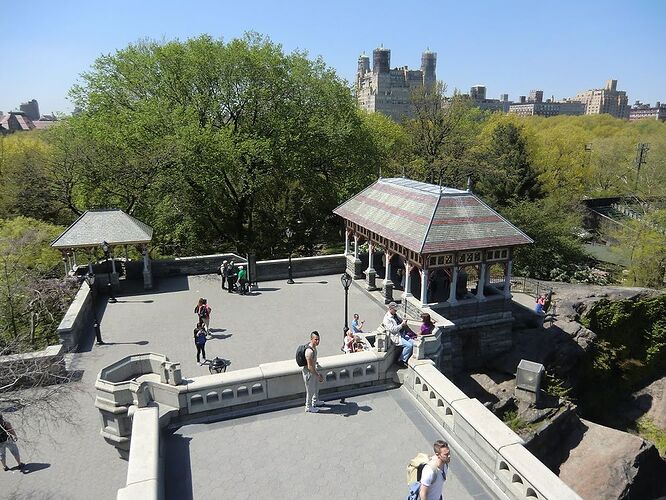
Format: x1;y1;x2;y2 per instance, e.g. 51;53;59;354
404;360;581;500
255;254;345;282
152;253;242;278
0;344;67;388
117;405;162;500
57;281;94;351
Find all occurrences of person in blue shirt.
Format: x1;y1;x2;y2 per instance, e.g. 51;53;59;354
350;313;364;334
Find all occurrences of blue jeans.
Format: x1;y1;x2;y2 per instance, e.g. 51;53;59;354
399;335;415;363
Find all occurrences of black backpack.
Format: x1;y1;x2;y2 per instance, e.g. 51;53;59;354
198;305;209;319
296;344;311;367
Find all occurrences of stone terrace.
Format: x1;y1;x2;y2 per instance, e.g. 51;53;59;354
4;274;493;499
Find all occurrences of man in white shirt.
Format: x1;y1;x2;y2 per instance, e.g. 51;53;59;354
419;440;450;500
382;301;415;367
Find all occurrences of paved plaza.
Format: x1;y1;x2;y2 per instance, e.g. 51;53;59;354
4;273;494;499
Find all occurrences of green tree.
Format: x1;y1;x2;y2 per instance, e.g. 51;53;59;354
63;33;385;257
475;120;542;207
404;84;485;187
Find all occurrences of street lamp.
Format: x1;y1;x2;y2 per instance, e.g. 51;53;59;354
85;272;104;345
102;241;117;303
286;228;294;284
340;272;352;340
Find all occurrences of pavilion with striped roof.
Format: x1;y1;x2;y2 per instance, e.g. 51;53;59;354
334;177;533;310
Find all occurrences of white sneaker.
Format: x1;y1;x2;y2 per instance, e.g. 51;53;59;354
314;401;325;407
305;406;320;413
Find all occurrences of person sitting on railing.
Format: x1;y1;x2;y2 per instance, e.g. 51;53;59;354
353;335;370;352
383;301;419;368
350;313;364;334
420;313;436;336
343;327;355;353
535;294;546;314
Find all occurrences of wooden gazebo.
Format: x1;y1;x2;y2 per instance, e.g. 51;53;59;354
51;209;154;289
334;178;533;316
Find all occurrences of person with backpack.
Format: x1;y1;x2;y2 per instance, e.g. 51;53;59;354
227;260;237;293
193;321;207;364
406;440;450;500
297;331;323;413
0;414;25;472
194;298;211;334
220;260;229;289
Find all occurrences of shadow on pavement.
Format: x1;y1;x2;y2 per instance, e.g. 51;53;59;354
209;333;232;340
100;340;150;346
164;434;193;500
293;280;328;285
113;299;154;304
254;287;280;292
19;462;51;474
320;401;372;417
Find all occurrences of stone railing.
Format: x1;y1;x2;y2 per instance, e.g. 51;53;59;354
402;360;581;500
255;254;345;282
116;406;162;500
57;281;94;351
0;344;67;388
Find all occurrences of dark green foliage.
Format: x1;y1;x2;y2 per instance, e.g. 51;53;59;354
476;122;542;207
500;201;589;279
576;295;666;420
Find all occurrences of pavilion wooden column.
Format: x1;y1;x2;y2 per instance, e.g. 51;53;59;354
366;241;377;290
382;250;394;303
343;230;350;255
477;262;487;301
403;262;412;299
353;235;359;259
419;267;429;306
504;259;513;298
448;266;459;304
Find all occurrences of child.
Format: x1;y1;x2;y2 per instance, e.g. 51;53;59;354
194;321;207;364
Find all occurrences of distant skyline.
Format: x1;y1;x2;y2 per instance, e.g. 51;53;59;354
1;0;665;115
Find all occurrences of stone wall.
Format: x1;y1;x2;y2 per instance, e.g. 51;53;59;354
0;344;67;387
255;254;345;282
152;253;243;278
56;282;94;351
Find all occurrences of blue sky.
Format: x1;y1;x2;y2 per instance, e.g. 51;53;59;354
1;0;664;114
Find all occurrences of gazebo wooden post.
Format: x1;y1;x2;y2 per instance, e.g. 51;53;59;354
382;250;394;303
60;251;69;277
448;265;459;304
504;258;513;298
353;234;359;259
343;230;350;255
366;241;377;290
403;261;412;299
419;266;429;306
477;261;487;301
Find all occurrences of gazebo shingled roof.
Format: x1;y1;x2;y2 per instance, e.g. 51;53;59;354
50;209;153;249
333;178;533;254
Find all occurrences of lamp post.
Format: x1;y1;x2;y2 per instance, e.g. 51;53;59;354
286;228;294;284
85;272;104;345
340;272;352;340
102;241;117;303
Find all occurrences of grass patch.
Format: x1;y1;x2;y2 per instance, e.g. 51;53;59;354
635;417;666;456
503;410;533;433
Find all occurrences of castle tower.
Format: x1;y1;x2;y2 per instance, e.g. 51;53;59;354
373;47;390;74
421;51;437;87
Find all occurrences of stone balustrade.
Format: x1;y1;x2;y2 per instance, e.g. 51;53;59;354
116;406;162;500
57;281;94;351
99;347;580;500
0;344;67;388
403;360;581;500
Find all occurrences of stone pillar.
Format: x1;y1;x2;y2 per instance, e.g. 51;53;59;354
504;259;513;298
61;253;69;276
403;262;412;299
477;262;486;300
142;246;153;290
382;251;394;303
351;235;363;279
448;266;459;304
343;231;349;256
366;242;377;290
420;267;429;306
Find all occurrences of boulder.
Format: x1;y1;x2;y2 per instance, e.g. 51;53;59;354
558;419;666;500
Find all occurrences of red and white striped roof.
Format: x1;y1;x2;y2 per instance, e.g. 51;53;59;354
334;178;532;254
